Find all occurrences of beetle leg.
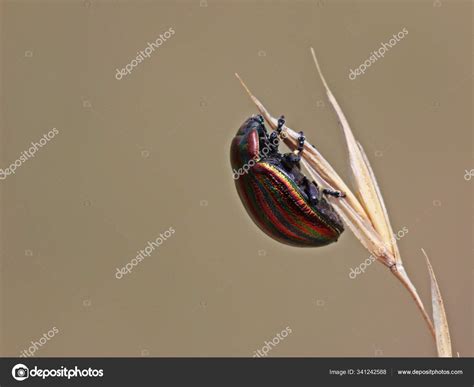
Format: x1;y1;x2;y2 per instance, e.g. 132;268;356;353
323;188;346;198
276;115;285;135
292;131;306;162
267;115;286;153
268;131;279;147
272;115;286;141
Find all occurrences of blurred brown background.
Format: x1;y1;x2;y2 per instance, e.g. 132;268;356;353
0;0;472;357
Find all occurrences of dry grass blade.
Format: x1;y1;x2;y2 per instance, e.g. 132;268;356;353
308;48;436;339
235;72;392;267
310;48;400;263
422;248;453;357
235;67;437;341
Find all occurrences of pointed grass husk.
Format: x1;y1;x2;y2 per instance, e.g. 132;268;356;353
422;248;453;357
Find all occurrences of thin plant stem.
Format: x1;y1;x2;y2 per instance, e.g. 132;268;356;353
391;263;436;339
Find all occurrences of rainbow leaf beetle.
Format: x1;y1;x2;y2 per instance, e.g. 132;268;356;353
230;114;344;247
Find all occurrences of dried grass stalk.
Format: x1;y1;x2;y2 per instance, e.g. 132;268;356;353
235;48;455;354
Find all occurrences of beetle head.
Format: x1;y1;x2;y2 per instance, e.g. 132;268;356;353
230;115;267;168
